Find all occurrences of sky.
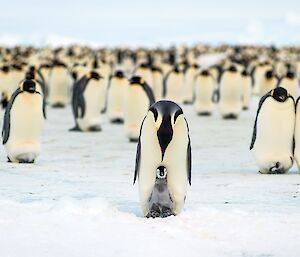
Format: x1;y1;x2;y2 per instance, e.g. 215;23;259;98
0;0;300;47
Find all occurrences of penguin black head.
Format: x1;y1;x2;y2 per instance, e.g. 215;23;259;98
129;76;145;86
241;69;248;76
201;70;209;76
22;79;36;93
156;166;167;179
286;71;295;79
89;71;101;80
114;70;125;78
228;65;237;72
25;71;35;80
265;70;274;79
149;100;184;159
272;87;289;102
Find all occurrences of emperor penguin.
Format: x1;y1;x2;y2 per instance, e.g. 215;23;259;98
259;69;278;97
47;60;72;107
280;71;299;99
164;66;185;104
151;66;164;101
2;79;45;163
252;62;273;95
134;100;191;218
250;87;295;174
70;71;104;132
107;70;127;124
134;63;154;88
193;69;215;115
124;76;155;142
184;63;199;104
240;69;252;110
219;65;243;119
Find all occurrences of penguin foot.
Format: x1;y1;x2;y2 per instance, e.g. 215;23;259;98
147;204;161;218
18;159;35;164
129;138;139;143
51;103;65;108
88;126;102;132
111;118;124;124
198;112;211;116
160;207;174;218
7;157;11;163
223;114;238;120
69;126;82;132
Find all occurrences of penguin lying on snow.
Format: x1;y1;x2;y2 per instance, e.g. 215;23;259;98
134;100;191;218
250;87;295;174
2;79;45;163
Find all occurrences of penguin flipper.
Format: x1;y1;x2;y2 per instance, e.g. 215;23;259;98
142;82;155;106
250;92;272;150
2;88;22;145
187;136;192;186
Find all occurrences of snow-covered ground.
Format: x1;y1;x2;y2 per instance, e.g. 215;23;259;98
0;98;300;257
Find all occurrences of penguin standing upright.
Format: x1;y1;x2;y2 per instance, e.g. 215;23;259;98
219;65;243;119
250;87;295;174
70;71;104;132
259;69;278;97
164;66;185;104
134;100;191;218
280;71;299;99
107;70;127;123
184;64;199;104
151;66;164;101
124;76;155;142
47;60;72;107
193;69;215;115
2;79;45;163
240;69;252;110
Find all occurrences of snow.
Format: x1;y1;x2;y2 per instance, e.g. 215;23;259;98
0;98;300;257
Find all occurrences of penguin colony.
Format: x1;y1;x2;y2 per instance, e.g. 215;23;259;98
1;45;300;217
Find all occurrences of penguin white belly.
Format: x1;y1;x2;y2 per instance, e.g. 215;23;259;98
48;68;71;105
194;77;215;114
184;69;197;103
77;81;102;131
135;69;153;88
165;74;184;104
152;72;163;100
107;79;126;121
124;86;149;139
294;102;300;169
253;99;294;173
242;77;252;109
260;79;277;97
219;74;242;116
281;79;299;99
5;93;44;162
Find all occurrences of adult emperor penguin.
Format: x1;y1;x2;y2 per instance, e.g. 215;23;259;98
259;69;278;97
124;76;155;142
134;100;191;218
107;70;127;123
240;69;252;110
164;65;185;104
280;71;299;99
250;87;295;174
219;65;243;119
47;59;72;107
2;79;45;163
193;69;215;115
70;71;104;132
184;63;199;104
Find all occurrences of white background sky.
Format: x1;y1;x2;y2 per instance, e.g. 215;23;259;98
0;0;300;46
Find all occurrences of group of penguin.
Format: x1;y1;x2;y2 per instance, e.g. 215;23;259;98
1;44;300;218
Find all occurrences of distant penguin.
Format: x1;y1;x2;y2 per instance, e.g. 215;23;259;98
2;79;45;163
124;76;155;142
219;65;243;119
134;100;191;217
184;63;199;104
250;87;295;174
151;66;164;100
107;70;127;123
240;69;252;110
252;62;273;95
134;63;154;88
193;69;215;115
259;69;278;97
0;65;12;107
164;66;185;104
70;71;104;132
47;60;72;107
280;71;299;99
